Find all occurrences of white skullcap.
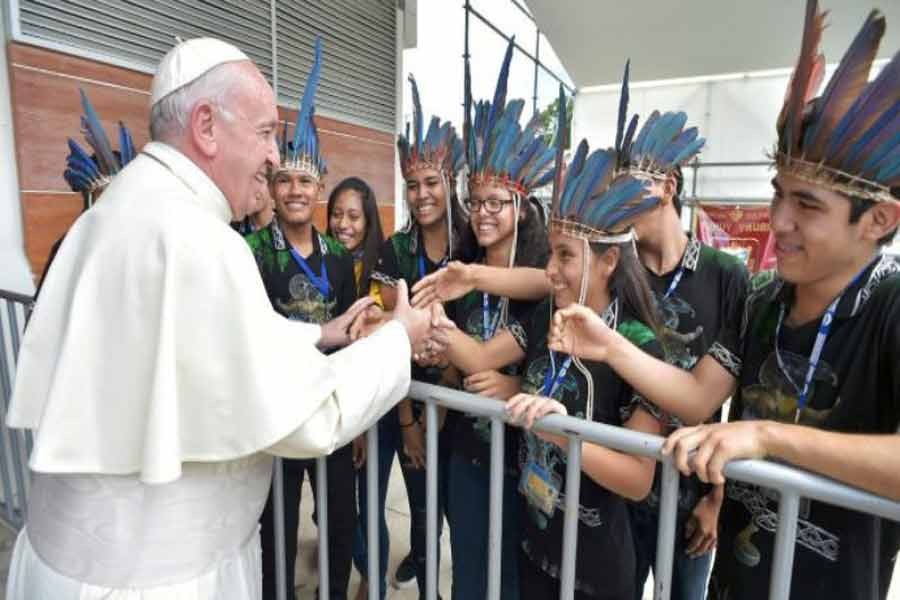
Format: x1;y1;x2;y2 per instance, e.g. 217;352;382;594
150;38;250;106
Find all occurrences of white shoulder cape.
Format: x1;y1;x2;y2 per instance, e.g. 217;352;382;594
7;142;410;484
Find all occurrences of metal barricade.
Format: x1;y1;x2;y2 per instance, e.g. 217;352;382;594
0;289;34;532
287;380;900;600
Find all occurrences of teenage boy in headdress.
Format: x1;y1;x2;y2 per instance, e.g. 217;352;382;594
612;64;750;600
548;3;900;598
244;38;363;600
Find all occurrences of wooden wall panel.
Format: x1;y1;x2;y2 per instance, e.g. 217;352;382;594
7;42;397;283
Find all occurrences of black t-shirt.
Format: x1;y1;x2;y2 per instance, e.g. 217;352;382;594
517;298;664;599
706;256;900;600
449;288;537;468
244;219;356;326
372;226;451;385
638;237;749;518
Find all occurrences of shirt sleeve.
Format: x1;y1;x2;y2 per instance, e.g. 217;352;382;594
706;265;755;379
503;299;539;354
619;334;678;427
371;237;401;287
334;254;357;316
267;321;411;456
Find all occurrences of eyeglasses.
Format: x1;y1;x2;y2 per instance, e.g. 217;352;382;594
464;198;514;214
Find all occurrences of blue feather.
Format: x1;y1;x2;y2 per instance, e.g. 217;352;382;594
670;136;705;167
79;89;117;175
861;129;900;174
843;101;899;170
621;114;639;159
616;60;630;153
570;151;613;218
293;37;323;162
485;37;515;152
118;122;135;165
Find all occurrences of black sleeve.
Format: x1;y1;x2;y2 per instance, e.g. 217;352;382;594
881;282;900;434
707;266;761;380
621;336;679;426
371;238;401;286
334;254;357;316
504;299;540;354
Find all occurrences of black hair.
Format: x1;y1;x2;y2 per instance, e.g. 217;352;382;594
459;194;550;268
846;186;899;247
588;239;662;336
326;177;385;298
671;165;684;216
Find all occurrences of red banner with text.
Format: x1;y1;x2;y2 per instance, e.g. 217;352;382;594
694;204;776;272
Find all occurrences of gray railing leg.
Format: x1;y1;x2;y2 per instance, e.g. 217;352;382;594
367;426;380;600
653;461;680;600
486;417;505;600
273;457;288;600
768;491;800;600
317;456;330;600
559;435;582;600
425;401;439;600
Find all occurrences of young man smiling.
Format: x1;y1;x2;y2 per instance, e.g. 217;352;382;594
244;40;362;600
547;3;900;599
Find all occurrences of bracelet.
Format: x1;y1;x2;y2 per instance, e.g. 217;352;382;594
399;419;417;427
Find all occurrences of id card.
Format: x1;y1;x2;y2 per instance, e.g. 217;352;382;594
519;460;561;518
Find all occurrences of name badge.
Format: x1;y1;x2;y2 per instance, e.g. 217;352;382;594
519;460;561;518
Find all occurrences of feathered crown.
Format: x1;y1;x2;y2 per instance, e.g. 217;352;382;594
614;61;705;187
63;89;136;205
279;37;327;179
397;75;464;180
775;0;898;203
466;38;556;197
549;84;655;244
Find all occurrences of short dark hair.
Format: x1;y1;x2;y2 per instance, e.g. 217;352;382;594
847;186;899;247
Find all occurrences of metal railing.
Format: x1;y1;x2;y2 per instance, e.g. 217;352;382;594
2;286;899;599
0;289;34;532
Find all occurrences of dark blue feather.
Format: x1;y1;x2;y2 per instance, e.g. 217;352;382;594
615;60;630;153
79;89;117;175
293;37;323;162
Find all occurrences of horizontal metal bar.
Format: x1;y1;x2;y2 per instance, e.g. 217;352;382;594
684;161;772;169
0;291;34;305
465;5;574;95
409;382;900;524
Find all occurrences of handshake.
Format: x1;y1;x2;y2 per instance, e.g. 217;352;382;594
318;280;456;365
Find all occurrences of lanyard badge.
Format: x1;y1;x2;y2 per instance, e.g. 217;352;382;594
289;247;331;299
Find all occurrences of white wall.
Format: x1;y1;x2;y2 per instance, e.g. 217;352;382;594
0;7;35;294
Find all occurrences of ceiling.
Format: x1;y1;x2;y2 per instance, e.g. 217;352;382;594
525;0;900;88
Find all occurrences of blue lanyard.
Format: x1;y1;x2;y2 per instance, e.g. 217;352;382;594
482;293;503;340
541;352;573;399
775;259;873;421
288;246;330;299
663;263;686;300
417;250;448;280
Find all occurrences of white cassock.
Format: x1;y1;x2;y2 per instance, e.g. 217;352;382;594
4;141;411;599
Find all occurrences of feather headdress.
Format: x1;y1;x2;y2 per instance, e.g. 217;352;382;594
279;37;327;179
548;84;656;245
614;61;705;188
466;38;557;197
397;75;464;180
63;89;136;207
775;0;898;203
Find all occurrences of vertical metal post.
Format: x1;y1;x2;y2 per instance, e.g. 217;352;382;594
425;401;439;600
0;307;26;527
462;0;471;125
7;302;21;362
366;426;380;600
273;457;288;600
653;461;680;600
486;417;505;600
316;456;330;600
768;491;800;600
269;0;278;97
532;28;540;115
558;435;582;600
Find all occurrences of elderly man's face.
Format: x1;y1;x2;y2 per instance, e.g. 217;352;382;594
211;63;280;220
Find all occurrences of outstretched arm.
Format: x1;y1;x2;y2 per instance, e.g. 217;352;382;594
444;328;526;376
411;262;550;307
664;422;900;501
549;304;736;424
